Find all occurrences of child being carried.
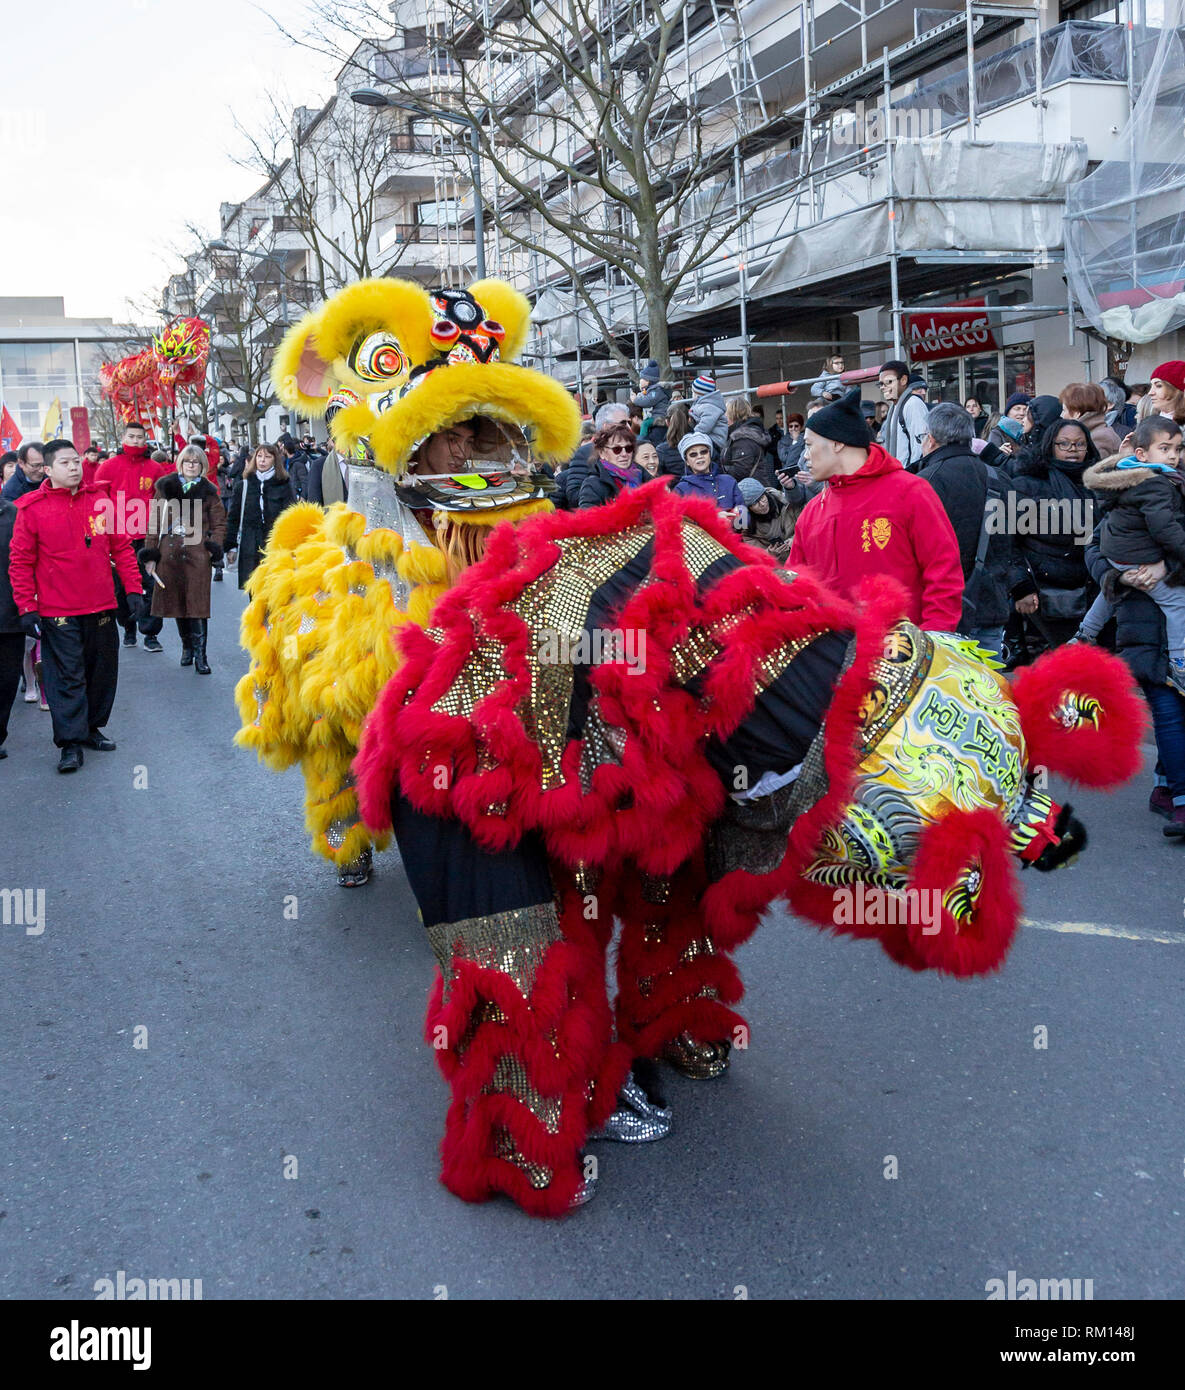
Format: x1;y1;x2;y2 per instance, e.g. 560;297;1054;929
1080;416;1185;696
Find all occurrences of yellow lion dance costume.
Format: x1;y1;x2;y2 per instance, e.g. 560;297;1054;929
233;278;581;873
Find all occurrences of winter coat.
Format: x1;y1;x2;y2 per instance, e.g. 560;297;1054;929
287;451;310;499
1078;410;1123;460
578;457;646;508
0;465;40;503
8;480;142;618
1086;534;1168;685
1083;457;1185;577
810;372;845;401
742;488;798;559
777;434;805;471
674;465;745;516
139;474;228;620
721;418;775;486
646;421;684;478
689;392;728;456
94;447;169;540
633;382;671;415
0;500;21;634
561;441;595;508
881;377;930;472
1008;433;1099;601
917;442;1012;630
787;441;964;631
226;472;297;588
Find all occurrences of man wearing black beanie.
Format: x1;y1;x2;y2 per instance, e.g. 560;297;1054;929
787;388;965;631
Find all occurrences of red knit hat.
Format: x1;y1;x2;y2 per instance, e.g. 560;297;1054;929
1151;360;1185;392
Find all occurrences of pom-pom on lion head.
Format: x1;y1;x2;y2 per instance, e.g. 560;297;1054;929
271;277;580;476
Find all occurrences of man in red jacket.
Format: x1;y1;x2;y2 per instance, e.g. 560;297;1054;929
9;440;146;772
788;386;964;631
95;421;168;651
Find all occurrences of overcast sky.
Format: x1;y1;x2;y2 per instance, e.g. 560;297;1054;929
0;0;340;323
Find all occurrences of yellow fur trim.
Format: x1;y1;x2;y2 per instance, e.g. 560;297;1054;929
312;278;436;367
398;542;448;586
344;360;581;475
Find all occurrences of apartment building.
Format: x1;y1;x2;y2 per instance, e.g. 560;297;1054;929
163;0;1184;435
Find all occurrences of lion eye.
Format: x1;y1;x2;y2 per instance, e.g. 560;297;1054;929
349;332;407;383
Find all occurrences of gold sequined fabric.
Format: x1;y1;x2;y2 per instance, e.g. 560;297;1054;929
426;901;562;1002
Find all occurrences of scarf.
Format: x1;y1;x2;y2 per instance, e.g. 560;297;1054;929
601;458;642;487
179;474;203;493
1116;453;1178;476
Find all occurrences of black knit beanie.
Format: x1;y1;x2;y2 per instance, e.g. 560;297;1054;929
805;386;872;447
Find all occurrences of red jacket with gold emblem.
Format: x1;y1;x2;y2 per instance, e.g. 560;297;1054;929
787;441;964;631
9;479;142;617
95;445;169;540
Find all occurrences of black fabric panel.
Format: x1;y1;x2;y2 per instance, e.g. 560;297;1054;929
390;792;553;927
706;629;851;785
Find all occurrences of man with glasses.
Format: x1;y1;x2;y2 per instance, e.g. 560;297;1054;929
1;443;46;502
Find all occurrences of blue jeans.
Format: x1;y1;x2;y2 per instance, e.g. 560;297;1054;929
970;626;1005;661
1143;681;1185;805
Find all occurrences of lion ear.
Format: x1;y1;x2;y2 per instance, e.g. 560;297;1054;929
468;279;531;362
272;312;334;415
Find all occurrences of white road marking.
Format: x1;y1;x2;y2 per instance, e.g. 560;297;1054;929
1022;916;1185;945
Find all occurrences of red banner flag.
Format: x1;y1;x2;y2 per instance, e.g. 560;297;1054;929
0;404;21;453
70;406;92;453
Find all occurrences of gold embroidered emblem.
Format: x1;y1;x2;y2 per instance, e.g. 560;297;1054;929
871;517;892;550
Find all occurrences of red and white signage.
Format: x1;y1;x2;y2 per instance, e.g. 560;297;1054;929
906;297;999;363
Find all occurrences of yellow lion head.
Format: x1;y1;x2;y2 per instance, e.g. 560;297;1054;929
271;277;580;476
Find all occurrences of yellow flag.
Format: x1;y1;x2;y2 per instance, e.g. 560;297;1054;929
42;398;63;441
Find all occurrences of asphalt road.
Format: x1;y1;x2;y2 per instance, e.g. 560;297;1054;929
2;576;1183;1300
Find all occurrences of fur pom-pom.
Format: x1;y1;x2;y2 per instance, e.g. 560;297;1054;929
1011;644;1146;789
903;807;1020;976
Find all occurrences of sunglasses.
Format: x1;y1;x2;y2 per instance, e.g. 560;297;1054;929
606;443;635;454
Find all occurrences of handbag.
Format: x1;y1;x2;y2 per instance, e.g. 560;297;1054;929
1037;583;1092;622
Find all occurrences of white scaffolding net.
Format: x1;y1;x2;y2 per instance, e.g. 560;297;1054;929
1064;3;1185;343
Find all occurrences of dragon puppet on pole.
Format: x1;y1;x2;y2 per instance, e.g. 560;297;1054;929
234;275;1146;1217
99;316;210;435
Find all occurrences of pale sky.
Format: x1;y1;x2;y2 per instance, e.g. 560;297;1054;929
0;0;341;323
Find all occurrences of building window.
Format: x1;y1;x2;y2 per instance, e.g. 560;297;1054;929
1004;342;1036;399
964;352;1001;414
415;199;461;227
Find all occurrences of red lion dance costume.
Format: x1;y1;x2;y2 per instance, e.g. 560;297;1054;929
241;275;1145;1217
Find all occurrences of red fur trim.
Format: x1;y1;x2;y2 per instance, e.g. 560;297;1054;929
424;883;619;1217
1010;644;1146;789
902;806;1020;977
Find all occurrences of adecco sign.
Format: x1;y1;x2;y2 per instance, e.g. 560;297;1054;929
906;298;999;363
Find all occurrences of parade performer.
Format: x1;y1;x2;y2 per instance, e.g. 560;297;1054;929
237;275;1146;1217
234;278;574;886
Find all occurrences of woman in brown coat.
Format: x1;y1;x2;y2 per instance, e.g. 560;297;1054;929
141;444;227;674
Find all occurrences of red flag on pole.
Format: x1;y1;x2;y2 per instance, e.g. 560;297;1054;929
0;404;22;453
70;406;92;453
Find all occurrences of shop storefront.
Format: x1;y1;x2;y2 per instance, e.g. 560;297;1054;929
905;297;1035;412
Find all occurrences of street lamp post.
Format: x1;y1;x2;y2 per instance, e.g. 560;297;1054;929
350;87;486;280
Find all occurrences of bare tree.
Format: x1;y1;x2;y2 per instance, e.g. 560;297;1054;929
234;94;430;299
272;0;755;382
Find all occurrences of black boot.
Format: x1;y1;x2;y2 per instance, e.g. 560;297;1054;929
193;619;211;675
177;618;194;666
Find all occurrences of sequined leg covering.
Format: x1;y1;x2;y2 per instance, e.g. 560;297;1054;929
393;795;630;1216
613;869;745;1072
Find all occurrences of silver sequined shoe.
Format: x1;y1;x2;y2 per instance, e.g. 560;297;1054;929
590;1074;673;1143
336;847;373;888
569;1165;598;1207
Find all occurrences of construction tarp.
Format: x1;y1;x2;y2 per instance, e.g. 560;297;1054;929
1065;6;1185;343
